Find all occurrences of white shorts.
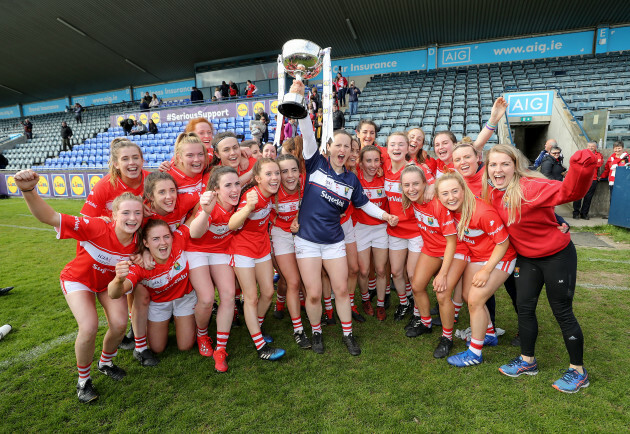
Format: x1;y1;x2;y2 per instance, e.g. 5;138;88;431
389;235;423;253
233;253;272;268
148;290;197;322
294;236;346;260
271;225;295;256
471;258;516;274
61;280;96;295
441;253;470;261
341;218;356;244
187;251;233;269
355;222;388;252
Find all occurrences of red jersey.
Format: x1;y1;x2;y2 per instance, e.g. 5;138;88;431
144;192;198;230
232;186;273;258
464;165;484;197
411;199;457;257
384;160;420;239
590;151;603;181
57;214;138;292
270;184;302;233
354;168;388;226
168;166;205;197
239;156;257;177
187;203;235;254
336;76;348;89
452;198;516;262
601;152;628;185
126;226;193;303
246;84;257;97
81;171;149;218
488;149;596;258
427;158;453;179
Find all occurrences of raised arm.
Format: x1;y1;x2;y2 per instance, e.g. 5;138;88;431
189;191;216;238
14;170;60;228
108;261;134;299
474;97;508;154
228;189;258;230
287;80;318;159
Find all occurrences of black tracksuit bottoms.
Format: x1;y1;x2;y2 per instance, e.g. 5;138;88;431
514;241;583;365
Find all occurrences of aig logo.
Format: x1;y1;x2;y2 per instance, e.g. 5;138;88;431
441;47;471;65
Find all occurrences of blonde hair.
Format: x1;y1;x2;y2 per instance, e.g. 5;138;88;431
435;171;476;240
173;132;209;170
400;164;427;211
109;138;143;186
111;192;143;214
481;144;546;225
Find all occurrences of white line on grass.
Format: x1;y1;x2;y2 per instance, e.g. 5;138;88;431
578;283;629;291
0;224;52;232
585;258;630;265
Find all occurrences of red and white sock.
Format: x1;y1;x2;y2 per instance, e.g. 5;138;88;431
368;278;376;292
292;316;304;333
361;290;370;302
397;292;408;305
77;363;91;386
349;292;355;307
134;335;147;352
276;294;286;304
453;301;463;316
311;321;322;334
413;305;420;316
486;322;496;337
323;296;333;311
251;332;265;350
377;298;385;308
128;311;132;321
385;285;391;295
216;331;230;351
442;327;453;341
98;349;117;368
341;320;352;336
405;282;413;298
421;316;432;328
299;290;305;303
258;316;265;328
469;337;484;356
197;327;208;337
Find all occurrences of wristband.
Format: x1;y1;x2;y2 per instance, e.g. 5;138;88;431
20;187;35;192
485;122;497;131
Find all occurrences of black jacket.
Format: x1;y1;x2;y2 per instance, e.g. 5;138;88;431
61;125;73;139
333;111;345;130
541;154;564;181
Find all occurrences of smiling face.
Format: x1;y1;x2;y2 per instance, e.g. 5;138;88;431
151;179;177;215
143;224;173;264
328;134;352;171
113;200;143;235
255;162;280;196
407;128;425;158
279;159;300;192
434;133;456;163
587;142;597;153
346;140;360;170
114;146;143;183
437;179;464;212
357;124;376;147
177;142;205;176
250;144;261;160
387;134;409;164
360;149;381;179
215;172;241;208
194;122;214;152
216;137;241;169
262;143;277;160
452;146;479;178
487;151;515;189
401;170;426;204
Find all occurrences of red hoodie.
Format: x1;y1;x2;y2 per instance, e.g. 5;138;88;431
487;149;596;258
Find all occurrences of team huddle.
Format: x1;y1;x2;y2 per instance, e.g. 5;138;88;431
13;81;596;404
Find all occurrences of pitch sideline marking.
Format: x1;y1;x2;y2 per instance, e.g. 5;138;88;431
0;224;52;232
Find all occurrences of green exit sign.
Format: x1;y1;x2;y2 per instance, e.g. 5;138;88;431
521;116;533;122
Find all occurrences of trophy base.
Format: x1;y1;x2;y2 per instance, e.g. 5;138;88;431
278;93;307;119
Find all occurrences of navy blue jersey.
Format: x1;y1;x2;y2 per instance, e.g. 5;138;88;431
297;152;369;244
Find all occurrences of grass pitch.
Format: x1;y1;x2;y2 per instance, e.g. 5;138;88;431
0;198;628;432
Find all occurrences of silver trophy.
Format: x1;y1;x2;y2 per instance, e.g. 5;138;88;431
278;39;323;119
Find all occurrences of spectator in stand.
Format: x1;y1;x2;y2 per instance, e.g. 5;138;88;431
142;92;152;106
61;121;73;151
0;151;7;169
229;81;239;98
541;146;565;181
332;104;345;130
347;81;361;116
139;98;149;111
74;103;84;124
220;81;230;99
214;87;222;101
130;120;148;136
336;71;348;107
314;108;323;144
246;80;257;98
21;119;33;140
148;119;158;135
573;141;603;220
190;87;204;103
310;87;321;112
284;118;297;139
120;118;134;136
600;140;629;205
149;94;161;108
533;139;562;169
249;117;266;145
255;107;270;143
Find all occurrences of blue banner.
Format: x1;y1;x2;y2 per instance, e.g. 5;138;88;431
595;26;609;54
333;49;427;76
438;31;594;67
72;88;131;107
23;97;70;116
133;79;195;101
505;91;554;116
0;105;21;120
609;26;630;53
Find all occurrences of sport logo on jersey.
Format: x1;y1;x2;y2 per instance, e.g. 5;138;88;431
173;262;181;271
428;217;434;225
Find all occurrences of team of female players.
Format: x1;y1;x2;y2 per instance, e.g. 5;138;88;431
13;81;596;403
